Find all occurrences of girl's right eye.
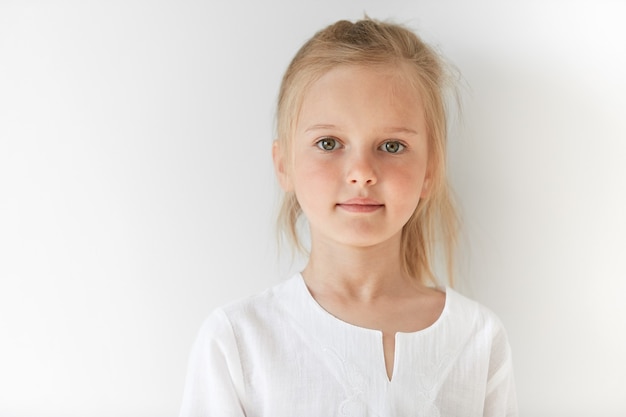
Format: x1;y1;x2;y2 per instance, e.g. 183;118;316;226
316;137;340;151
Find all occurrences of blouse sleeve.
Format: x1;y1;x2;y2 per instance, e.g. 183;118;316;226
483;319;518;417
179;309;246;417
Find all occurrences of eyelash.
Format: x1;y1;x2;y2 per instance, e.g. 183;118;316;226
314;137;406;154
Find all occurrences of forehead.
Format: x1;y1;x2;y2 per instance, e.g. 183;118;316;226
296;63;425;132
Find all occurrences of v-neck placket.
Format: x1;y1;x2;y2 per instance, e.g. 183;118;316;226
288;273;453;414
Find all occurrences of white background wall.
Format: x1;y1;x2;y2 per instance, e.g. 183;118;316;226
1;1;624;416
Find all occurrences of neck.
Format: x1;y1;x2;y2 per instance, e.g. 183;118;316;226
302;233;421;301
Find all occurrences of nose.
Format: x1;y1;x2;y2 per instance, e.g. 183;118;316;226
346;151;377;186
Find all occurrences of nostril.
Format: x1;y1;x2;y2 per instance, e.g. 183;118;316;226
348;178;375;185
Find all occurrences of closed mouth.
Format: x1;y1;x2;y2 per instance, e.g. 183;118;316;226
336;199;384;213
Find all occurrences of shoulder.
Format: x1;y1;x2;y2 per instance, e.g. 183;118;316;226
439;288;515;385
444;288;511;344
436;289;518;415
198;275;301;339
222;274;299;315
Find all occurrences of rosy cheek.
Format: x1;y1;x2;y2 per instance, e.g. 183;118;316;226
292;158;330;190
394;171;427;195
303;158;337;177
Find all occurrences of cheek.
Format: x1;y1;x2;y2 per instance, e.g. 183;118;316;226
294;155;338;184
388;164;427;205
292;158;338;203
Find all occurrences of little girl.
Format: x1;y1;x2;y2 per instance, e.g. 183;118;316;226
180;18;517;416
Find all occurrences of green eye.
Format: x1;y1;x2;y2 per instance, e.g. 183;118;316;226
382;141;404;153
317;138;339;151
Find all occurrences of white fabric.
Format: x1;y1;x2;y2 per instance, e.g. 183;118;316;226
179;274;518;417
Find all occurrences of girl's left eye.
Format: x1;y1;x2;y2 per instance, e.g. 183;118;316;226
380;141;405;153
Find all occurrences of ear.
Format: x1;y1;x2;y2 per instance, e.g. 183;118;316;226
420;166;433;198
272;140;293;192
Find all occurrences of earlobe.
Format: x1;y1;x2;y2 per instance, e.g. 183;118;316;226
272;140;293;192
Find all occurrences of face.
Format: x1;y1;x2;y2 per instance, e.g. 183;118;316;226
274;64;431;250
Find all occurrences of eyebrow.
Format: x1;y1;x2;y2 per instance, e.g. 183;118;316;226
304;124;419;135
304;124;338;133
382;127;419;135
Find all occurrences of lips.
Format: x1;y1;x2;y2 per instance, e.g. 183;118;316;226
336;198;384;213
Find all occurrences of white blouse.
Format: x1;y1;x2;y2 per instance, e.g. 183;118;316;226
179;274;518;417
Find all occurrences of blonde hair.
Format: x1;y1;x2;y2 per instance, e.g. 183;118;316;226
275;18;459;286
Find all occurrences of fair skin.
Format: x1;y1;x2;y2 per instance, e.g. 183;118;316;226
273;64;445;381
